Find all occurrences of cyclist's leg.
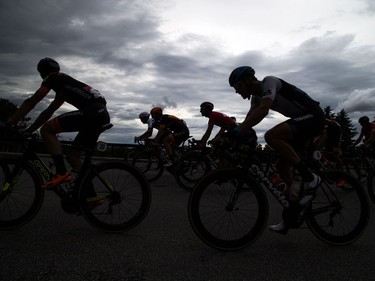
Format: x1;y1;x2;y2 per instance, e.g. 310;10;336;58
67;102;110;169
162;133;175;160
173;129;189;159
40;114;79;188
265;122;299;185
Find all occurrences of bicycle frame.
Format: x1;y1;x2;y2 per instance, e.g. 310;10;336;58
248;163;290;208
2;135;116;201
2;136;54;190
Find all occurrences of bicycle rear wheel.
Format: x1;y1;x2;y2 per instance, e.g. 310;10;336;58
367;170;375;204
306;170;370;245
79;161;151;232
0;158;44;229
132;150;164;182
188;168;269;251
174;151;211;191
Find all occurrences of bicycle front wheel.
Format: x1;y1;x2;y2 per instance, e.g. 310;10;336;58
132;150;164;182
79;161;151;233
188;168;269;251
174;151;211;192
306;170;370;245
0;158;44;229
367;170;375;204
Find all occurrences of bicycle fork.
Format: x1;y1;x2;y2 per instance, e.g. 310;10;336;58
0;161;30;202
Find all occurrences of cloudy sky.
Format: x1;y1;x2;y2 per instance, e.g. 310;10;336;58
1;0;374;144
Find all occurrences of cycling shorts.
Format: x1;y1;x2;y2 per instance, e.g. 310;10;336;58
54;102;110;149
167;128;190;146
286;108;325;150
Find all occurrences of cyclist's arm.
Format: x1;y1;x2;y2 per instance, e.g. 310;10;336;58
201;123;214;145
364;128;375;147
27;98;64;132
214;127;226;139
153;124;166;144
7;87;49;126
240;97;272;133
352;132;364;146
138;127;153;139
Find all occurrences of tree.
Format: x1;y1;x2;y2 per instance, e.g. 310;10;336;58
323;106;335;118
0;98;18;122
322;106;356;150
0;98;30;126
335;109;357;149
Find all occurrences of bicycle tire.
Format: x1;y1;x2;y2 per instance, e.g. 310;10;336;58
79;160;151;232
174;151;212;191
132;150;164;182
188;168;269;251
306;170;370;245
124;148;142;163
367;170;375;204
344;158;368;184
0;158;44;229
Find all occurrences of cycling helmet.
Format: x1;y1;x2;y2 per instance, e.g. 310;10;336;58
229;66;255;87
150;107;163;117
37;58;60;78
139;112;150;119
200;102;214;111
359;116;369;124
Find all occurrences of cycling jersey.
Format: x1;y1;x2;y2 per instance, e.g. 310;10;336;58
160;114;188;132
147;117;160;130
208;111;237;130
40;72;110;149
249;76;321;117
249;76;324;148
159;114;189;145
361;122;375;140
40;72;106;109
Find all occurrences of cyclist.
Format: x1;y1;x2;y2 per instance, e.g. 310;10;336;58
229;66;325;234
150;107;189;165
6;58;110;189
199;102;238;146
134;112;159;142
314;118;344;170
351;116;375;155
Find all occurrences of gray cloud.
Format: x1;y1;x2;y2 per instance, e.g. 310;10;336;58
0;1;374;144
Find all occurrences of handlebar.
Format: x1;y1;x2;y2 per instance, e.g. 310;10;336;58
0;121;38;140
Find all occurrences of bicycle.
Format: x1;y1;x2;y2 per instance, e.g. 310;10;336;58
0;124;151;232
131;137;192;182
131;139;170;182
341;146;375;203
188;141;370;251
124;137;150;163
341;147;371;184
174;138;242;191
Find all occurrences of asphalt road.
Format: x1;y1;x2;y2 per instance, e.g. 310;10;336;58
1;171;374;281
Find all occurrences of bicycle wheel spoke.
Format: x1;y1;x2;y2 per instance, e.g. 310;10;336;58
188;168;268;251
0;160;44;229
79;161;151;232
306;170;369;245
